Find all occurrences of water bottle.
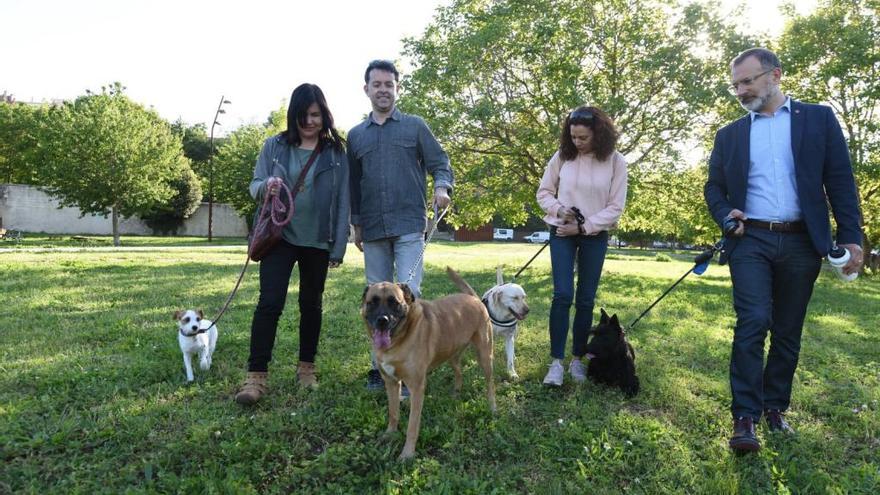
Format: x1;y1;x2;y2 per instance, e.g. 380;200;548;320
827;245;858;282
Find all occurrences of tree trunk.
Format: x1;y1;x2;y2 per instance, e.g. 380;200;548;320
112;206;120;247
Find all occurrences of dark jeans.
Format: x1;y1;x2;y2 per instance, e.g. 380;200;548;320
248;240;330;372
727;228;821;419
549;230;609;359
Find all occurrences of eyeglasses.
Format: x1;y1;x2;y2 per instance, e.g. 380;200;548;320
568;109;594;123
727;69;773;95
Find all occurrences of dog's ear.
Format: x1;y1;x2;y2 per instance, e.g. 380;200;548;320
173;310;183;320
492;289;503;306
610;313;620;328
361;285;370;303
197;309;204;318
600;308;610;324
397;283;415;304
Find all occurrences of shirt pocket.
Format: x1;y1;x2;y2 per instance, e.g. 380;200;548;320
392;136;417;149
354;141;377;160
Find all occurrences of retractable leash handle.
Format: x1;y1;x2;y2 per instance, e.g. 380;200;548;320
627;238;725;330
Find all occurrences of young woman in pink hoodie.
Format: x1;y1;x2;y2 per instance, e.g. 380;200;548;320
536;106;628;386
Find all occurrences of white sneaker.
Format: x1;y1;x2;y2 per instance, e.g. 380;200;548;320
543;361;564;386
569;359;587;383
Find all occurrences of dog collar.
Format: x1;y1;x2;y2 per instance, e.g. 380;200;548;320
482;298;518;328
179;327;209;337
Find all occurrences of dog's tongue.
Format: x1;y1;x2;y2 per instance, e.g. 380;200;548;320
372;329;391;349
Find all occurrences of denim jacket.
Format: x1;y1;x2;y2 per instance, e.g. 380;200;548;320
347;108;454;242
250;134;350;262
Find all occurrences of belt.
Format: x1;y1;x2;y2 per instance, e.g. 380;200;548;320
744;219;807;233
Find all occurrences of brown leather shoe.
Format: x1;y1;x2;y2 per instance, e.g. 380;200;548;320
297;361;318;390
234;371;268;405
764;409;794;434
729;416;761;452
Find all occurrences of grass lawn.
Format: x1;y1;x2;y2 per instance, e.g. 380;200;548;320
1;242;878;494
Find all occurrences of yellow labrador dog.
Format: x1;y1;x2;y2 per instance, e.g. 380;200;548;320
361;267;496;460
482;267;529;378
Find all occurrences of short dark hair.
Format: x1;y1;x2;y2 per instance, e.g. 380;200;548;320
559;106;619;162
364;59;399;84
281;83;345;150
732;47;781;71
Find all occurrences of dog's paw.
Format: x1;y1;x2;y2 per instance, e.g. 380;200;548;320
381;430;402;443
397;450;416;462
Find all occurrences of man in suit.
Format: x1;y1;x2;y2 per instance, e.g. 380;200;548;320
704;48;863;453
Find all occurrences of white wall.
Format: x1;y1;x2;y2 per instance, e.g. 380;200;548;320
0;184;248;237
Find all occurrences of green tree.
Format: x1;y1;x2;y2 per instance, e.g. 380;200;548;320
399;0;740;238
0;102;43;184
778;0;880;271
37;83;187;246
212;105;286;226
140;166;203;235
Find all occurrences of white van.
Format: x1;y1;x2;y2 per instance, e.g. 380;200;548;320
525;231;550;243
493;228;514;241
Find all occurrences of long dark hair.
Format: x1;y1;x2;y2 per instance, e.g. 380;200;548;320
558;105;618;162
280;83;345;151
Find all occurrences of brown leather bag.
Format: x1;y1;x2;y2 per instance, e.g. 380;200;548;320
248;145;321;261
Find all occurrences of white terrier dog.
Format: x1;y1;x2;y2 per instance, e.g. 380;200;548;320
482;268;529;378
174;309;218;382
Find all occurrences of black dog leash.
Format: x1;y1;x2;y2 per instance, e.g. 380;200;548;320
628;239;724;330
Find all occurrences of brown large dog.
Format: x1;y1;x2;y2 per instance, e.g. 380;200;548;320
361;267;496;460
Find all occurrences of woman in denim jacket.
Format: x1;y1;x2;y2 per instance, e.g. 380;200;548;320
235;83;349;404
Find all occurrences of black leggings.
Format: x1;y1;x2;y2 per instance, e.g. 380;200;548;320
247;240;329;372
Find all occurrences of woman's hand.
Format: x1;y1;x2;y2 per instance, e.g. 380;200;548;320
557;205;576;222
555;222;580;237
266;177;283;197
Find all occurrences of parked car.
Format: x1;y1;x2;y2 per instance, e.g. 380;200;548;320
493;228;514;241
525;231;550;243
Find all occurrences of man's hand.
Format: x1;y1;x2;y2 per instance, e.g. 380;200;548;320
353;225;363;252
266;177;282;197
433;187;451;209
726;208;747;237
329;260;341;268
839;243;863;275
555;222;580;237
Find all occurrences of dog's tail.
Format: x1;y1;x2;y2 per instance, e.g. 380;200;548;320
496;266;504;286
446;266;478;297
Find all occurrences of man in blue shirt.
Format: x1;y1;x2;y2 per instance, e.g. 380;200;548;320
348;59;454;390
705;48;863;453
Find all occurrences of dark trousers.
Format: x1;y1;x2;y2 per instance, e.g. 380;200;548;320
548;230;609;359
727;228;821;419
248;240;329;372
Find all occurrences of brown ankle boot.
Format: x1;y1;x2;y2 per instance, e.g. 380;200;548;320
234;371;268;405
297;361;318;389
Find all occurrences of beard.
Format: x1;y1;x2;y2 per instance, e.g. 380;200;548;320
738;85;781;113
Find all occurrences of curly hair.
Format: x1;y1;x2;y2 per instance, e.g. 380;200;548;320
558;105;619;162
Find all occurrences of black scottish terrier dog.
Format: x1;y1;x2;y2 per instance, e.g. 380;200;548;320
583;309;639;397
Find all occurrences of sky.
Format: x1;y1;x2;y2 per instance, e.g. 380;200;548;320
2;0;817;135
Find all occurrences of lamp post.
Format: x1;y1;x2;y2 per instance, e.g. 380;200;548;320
208;96;231;242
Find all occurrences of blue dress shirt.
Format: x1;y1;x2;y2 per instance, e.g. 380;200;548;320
744;97;802;222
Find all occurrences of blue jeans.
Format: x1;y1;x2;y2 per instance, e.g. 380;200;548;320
727;228;821;419
549;230;609;359
363;231;425;369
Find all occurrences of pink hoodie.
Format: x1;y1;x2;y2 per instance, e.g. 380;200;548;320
536;150;628;234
